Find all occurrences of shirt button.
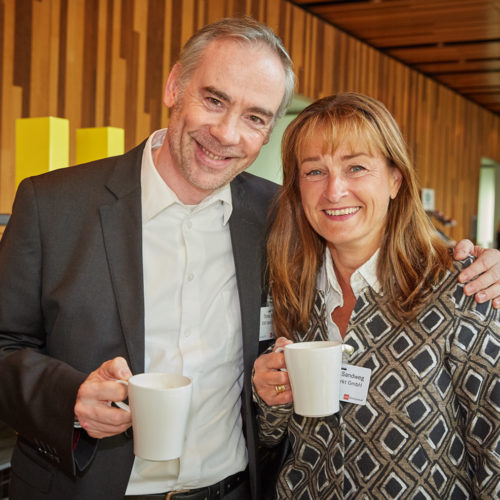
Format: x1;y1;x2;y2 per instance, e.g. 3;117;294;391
187;272;194;281
185;219;192;229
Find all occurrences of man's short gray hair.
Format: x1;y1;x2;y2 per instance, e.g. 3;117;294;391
177;17;295;120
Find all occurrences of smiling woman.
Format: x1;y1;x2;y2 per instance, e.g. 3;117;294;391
270;92;452;336
253;91;500;499
298;140;402;263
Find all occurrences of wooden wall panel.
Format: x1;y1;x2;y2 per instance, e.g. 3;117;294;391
1;0;500;242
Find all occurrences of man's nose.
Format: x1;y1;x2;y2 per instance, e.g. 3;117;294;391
209;113;241;145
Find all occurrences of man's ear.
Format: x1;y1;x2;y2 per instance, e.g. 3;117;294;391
163;63;182;108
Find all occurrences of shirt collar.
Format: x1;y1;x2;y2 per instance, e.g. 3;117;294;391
321;247;381;298
141;129;233;224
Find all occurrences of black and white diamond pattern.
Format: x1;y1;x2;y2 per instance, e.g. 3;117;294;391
377;371;406;402
454;320;478;352
380;471;409;499
389;330;414;359
364;312;392;340
434;367;453;399
408;444;430;474
380;421;409;455
488;379;500;411
481;333;500;365
259;260;500;499
427;415;449;450
410;486;433;500
405;395;431;426
419;307;445;333
408;345;438;378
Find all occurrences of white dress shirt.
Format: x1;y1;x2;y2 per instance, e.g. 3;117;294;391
126;129;247;494
318;248;380;342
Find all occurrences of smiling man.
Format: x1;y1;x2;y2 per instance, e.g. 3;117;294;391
0;18;294;500
157;37;286;204
0;15;500;500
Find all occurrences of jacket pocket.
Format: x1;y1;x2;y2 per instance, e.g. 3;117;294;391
10;439;53;494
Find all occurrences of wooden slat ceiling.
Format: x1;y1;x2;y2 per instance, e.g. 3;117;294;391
291;0;500;115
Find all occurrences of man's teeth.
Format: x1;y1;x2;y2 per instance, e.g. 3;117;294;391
325;207;359;216
201;145;225;160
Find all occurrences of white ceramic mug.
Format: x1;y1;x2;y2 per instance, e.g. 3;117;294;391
116;373;192;461
284;341;347;417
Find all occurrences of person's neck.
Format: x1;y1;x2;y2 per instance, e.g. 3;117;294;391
153;142;212;205
327;242;377;288
329;252;358;338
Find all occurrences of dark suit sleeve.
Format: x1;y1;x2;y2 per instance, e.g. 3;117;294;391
0;178;90;477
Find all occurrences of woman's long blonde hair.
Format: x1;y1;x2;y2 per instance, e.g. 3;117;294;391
268;92;452;339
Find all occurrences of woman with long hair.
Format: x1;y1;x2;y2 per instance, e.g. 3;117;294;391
253;92;500;499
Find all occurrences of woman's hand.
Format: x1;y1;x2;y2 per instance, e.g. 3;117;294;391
253;337;294;406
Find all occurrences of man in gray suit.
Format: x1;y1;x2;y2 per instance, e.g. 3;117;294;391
0;16;498;500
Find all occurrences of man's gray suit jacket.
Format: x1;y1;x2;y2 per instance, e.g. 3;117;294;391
0;140;279;499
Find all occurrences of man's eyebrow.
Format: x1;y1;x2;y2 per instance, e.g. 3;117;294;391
205;86;231;103
204;86;275;119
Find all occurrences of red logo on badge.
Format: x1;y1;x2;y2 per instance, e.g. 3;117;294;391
343;394;349;400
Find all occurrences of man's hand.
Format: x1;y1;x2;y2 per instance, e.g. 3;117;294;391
253;337;293;407
74;356;132;439
454;239;500;308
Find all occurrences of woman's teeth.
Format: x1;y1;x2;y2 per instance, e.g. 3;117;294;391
325;207;359;216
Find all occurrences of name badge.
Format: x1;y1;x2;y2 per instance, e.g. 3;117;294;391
339;364;372;405
259;306;274;341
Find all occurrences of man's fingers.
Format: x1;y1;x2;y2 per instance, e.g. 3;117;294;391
81;417;131;439
471;284;500;307
74;358;133;439
459;248;500;283
76;400;132;437
77;378;128;404
98;356;132;381
453;238;474;260
462;264;500;295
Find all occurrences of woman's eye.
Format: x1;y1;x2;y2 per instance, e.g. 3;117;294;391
305;169;323;177
350;164;365;173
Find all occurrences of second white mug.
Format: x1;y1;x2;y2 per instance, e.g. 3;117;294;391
284;341;344;417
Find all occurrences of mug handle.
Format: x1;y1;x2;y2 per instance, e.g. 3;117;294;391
112;379;130;412
273;346;288;372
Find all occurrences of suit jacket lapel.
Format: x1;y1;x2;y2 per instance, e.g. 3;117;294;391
229;177;266;380
99;142;146;374
229;173;278;500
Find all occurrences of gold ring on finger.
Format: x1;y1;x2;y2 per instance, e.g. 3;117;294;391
275;384;286;394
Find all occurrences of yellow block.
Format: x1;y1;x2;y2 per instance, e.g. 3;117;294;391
15;117;69;187
75;127;125;165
